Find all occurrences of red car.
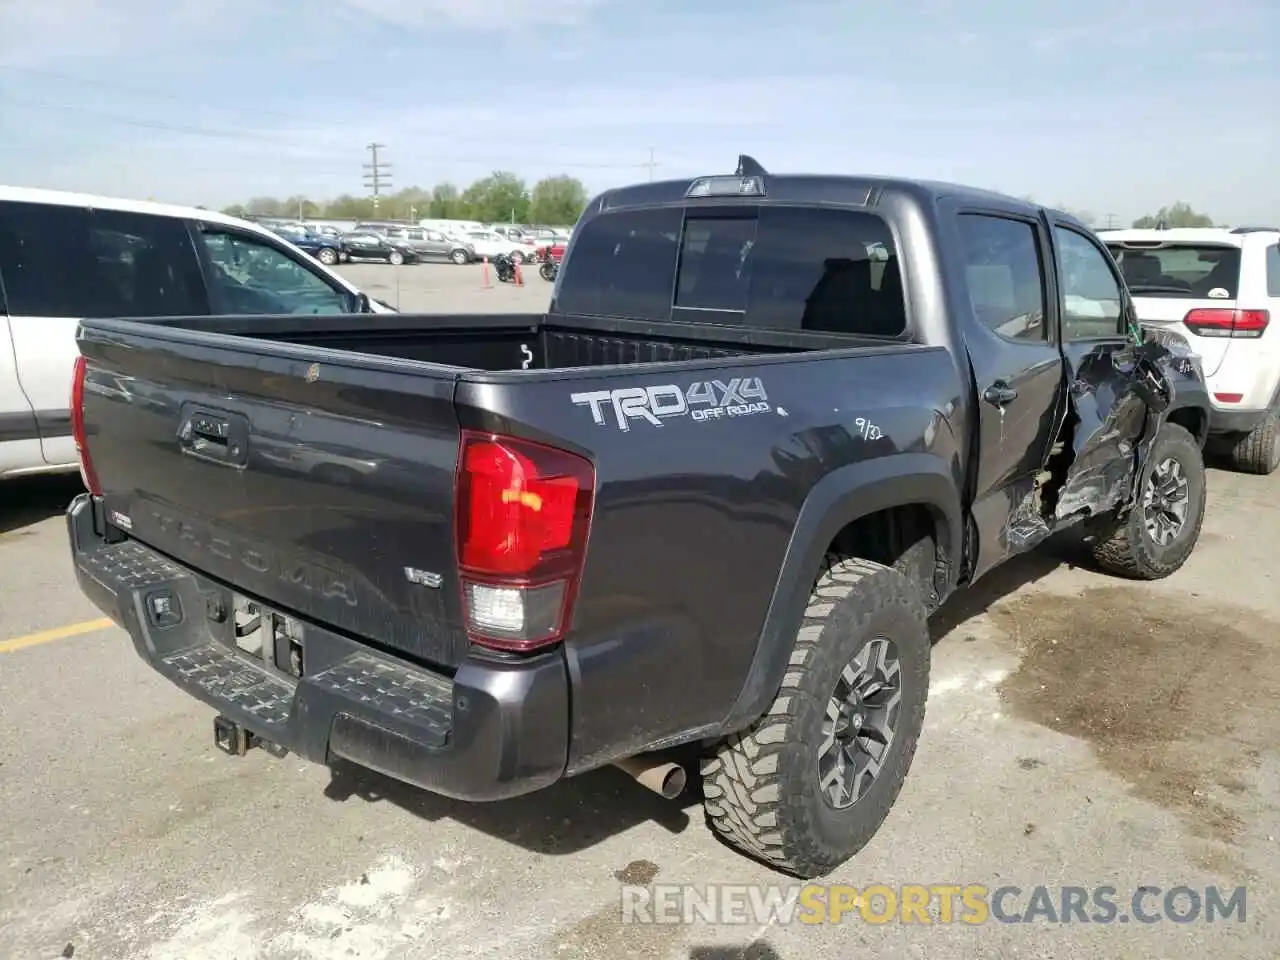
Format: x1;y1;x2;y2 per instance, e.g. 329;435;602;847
534;238;568;264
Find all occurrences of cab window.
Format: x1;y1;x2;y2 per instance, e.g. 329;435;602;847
196;227;350;315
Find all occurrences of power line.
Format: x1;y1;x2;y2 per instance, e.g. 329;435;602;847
643;147;657;181
2;98;677;171
362;142;391;211
0;69;707;162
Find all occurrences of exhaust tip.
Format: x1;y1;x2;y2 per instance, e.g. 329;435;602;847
659;764;687;799
613;755;688;800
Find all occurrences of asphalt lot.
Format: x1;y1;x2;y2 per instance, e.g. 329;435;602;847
337;259;555;313
2;262;1277;959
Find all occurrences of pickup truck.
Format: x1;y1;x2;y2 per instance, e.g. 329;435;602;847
66;157;1209;879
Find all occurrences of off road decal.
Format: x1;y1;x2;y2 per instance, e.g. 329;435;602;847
571;377;771;431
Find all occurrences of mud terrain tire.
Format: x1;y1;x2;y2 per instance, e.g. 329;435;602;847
1091;422;1205;580
700;557;930;879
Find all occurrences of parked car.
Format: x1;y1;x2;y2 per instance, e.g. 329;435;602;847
1099;226;1280;473
341;231;419;265
64;156;1208;879
384;226;475;264
0;185;391;482
276;228;345;266
465;229;536;263
533;235;569;264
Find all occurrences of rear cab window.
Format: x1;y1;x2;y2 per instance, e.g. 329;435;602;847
1106;242;1243;300
554;205;907;337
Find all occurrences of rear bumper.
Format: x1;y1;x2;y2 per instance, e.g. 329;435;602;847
1208;407;1270;435
66;494;569;801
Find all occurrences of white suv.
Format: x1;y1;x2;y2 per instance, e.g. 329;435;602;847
1100;227;1280;473
1;185;391;482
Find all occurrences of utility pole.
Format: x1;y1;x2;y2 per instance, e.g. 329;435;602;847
642;147;657;181
362;143;392;214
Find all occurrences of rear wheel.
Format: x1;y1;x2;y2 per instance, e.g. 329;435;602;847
700;557;930;879
317;247;338;266
388;250;405;266
451;248;470;265
1091;422;1206;579
1227;409;1280;474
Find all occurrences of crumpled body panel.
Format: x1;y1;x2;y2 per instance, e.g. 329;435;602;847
1055;337;1201;523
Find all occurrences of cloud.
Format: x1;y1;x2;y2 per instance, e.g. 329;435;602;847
332;0;608;29
0;0;247;66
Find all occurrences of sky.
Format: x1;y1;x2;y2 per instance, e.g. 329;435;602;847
1;0;1276;224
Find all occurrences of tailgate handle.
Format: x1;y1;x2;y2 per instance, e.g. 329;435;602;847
178;407;249;468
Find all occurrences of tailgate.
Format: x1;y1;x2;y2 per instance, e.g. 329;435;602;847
77;322;470;668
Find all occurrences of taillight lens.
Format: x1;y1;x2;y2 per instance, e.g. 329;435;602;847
1183;308;1270;339
456;430;594;652
70;355;102;495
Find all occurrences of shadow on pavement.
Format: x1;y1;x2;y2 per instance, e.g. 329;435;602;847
927;534;1087;643
0;474;83;538
689;943;783;959
324;757;698;857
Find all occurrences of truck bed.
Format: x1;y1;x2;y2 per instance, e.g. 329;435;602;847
139;311;897;371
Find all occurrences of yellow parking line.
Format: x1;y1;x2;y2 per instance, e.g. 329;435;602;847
0;617;115;654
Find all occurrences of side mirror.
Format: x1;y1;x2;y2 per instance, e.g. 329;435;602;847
347;291;372;314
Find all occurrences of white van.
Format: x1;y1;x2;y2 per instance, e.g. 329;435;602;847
0;186;391;481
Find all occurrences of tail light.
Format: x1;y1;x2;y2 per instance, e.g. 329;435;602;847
455;430;594;652
1183;308;1269;339
70;355;102;495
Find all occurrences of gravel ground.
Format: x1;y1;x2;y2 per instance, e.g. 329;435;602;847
1;264;1275;959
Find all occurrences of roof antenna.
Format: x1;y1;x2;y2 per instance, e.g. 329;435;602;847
735;154;767;177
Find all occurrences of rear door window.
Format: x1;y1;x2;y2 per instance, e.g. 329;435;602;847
0;200;207;318
556;204;906;336
1107;243;1243;299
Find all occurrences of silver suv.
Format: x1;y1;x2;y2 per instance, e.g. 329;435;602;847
385;227;474;265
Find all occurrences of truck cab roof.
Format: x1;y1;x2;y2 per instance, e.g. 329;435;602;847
591;165;1089;231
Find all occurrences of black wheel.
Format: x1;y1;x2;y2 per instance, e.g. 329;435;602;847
451;248;470;265
539;261;557;282
700;557;930;879
1090;422;1205;579
317;247;338;266
388;250;405;266
1227;410;1279;474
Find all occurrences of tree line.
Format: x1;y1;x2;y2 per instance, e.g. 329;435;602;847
1014;198;1219;229
223;172;1223;233
222;172;590;226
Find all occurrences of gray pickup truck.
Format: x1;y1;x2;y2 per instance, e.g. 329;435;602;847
66;157;1209;878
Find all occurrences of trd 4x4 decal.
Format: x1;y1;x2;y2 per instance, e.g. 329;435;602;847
571;377;771;431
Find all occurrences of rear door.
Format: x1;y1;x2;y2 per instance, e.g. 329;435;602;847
0;311;42;476
947;208;1067;575
1105;238;1244;376
0;199;209;468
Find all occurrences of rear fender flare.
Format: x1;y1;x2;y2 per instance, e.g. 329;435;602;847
719;454;963;734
